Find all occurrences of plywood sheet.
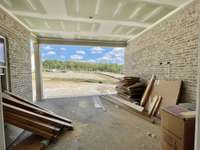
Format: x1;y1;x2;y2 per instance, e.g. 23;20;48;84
145;80;182;117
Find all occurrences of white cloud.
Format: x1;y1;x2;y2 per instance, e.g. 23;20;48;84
98;47;124;64
60;47;67;51
70;55;83;60
44;45;53;50
76;50;86;55
46;51;56;55
91;47;104;54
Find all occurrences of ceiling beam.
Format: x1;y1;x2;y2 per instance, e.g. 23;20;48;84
142;6;163;22
112;1;123;17
12;11;150;28
95;0;101;15
32;29;132;39
39;37;127;47
133;0;187;7
129;4;145;19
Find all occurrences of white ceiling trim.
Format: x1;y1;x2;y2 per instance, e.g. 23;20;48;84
142;6;163;22
95;0;101;15
135;0;187;7
12;10;150;28
33;29;133;39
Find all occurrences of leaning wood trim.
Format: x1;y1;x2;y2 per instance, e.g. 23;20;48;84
3;103;73;129
3;92;72;123
4;111;61;135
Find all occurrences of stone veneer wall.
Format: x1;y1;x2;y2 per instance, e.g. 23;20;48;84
125;0;199;104
0;7;32;146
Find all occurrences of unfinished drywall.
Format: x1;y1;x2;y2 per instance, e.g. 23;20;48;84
0;7;32;147
125;0;199;104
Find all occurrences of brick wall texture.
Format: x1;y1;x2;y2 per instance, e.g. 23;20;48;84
0;7;32;146
0;8;32;100
125;0;199;104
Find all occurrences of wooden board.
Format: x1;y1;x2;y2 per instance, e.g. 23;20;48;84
151;96;162;116
146;80;182;117
108;95;144;112
4;111;61;135
147;96;158;116
3;93;72;124
3;92;72;124
3;103;73;129
4;116;56;139
140;75;156;106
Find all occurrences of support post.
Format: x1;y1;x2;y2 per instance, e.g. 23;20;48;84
34;39;43;101
0;79;6;150
195;1;200;149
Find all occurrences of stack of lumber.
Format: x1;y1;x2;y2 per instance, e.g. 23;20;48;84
2;91;73;140
112;75;182;119
116;77;146;103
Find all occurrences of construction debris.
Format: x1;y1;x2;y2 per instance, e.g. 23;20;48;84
116;76;146;104
2;91;73;140
114;75;182;118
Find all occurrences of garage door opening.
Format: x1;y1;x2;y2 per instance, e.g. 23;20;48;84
40;44;125;99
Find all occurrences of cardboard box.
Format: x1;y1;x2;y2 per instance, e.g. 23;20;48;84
161;106;195;150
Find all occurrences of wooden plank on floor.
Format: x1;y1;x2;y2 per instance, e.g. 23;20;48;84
3;92;72;124
108;95;144;112
3;103;73;130
4;116;56;139
4;111;61;135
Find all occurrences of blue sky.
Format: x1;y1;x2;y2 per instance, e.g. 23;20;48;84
40;44;124;64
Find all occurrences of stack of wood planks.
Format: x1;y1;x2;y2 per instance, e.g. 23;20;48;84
116;77;146;104
112;75;182;119
2;91;73;140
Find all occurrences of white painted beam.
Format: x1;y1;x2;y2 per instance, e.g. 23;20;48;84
112;1;123;17
26;0;37;10
12;11;150;28
130;0;187;7
39;37;127;47
129;4;145;20
142;6;163;22
95;0;101;15
76;0;80;14
32;29;133;39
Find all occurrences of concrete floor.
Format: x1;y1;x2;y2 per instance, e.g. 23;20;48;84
37;95;161;150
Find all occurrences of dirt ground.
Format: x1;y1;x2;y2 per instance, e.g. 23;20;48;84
32;71;124;100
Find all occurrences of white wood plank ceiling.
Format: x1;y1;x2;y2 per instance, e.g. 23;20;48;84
0;0;188;42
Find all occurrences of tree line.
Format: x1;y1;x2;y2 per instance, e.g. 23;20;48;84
42;60;123;73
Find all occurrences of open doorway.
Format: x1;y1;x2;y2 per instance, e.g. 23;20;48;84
40;44;125;99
